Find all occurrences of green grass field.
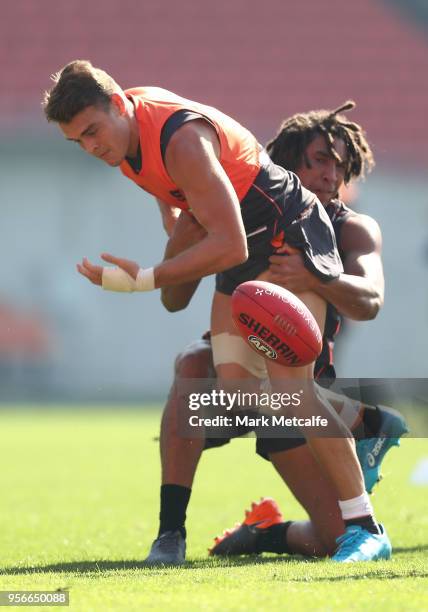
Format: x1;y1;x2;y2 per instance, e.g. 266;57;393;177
0;407;426;611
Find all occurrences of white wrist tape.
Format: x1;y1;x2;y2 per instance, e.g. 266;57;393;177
135;267;155;292
102;267;155;292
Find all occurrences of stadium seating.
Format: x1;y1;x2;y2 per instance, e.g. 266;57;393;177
1;0;427;165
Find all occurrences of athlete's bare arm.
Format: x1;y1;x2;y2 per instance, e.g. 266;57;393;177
152;120;247;286
161;211;207;312
77;120;248;289
268;214;384;321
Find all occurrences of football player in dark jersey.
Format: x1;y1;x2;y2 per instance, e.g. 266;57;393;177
146;103;406;564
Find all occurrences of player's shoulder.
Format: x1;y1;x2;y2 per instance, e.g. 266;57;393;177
327;198;380;235
165;118;219;173
169;117;217;146
342;209;381;238
340;207;382;253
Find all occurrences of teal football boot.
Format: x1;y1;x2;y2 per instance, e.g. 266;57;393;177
332;524;392;562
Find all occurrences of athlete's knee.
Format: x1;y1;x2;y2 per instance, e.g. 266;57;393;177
211;332;267;379
174;340;214;380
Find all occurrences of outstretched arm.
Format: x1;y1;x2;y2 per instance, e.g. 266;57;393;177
77;120;248;291
153;120;247;285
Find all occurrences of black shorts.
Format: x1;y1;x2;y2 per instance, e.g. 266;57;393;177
203;421;306;460
202;407;305;461
200;327;335;461
215;158;343;295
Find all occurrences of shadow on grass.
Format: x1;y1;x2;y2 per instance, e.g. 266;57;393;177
392;545;428;554
1;546;427;578
0;555;301;576
289;571;428;583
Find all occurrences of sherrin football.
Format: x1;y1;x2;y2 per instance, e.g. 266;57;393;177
231;280;322;367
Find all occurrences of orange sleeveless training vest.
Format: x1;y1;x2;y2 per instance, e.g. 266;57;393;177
120;87;261;210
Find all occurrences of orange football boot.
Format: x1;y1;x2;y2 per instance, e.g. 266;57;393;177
209;497;283;556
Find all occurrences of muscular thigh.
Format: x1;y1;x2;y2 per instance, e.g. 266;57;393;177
211;290;267;379
257;269;327;336
211;275;326;383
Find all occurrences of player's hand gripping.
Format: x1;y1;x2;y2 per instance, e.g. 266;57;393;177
268;243;318;293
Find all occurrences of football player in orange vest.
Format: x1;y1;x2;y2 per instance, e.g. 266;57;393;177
44;61;392;563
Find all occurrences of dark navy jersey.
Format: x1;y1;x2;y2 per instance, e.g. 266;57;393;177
314;199;356;385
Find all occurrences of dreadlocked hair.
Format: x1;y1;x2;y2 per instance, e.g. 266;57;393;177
266;101;374;183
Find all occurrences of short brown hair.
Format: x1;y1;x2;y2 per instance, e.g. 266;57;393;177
43;60;120;123
266;101;374;184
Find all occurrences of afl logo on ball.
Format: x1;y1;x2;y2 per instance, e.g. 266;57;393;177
248;335;277;360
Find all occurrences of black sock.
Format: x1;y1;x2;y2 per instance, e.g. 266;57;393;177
158;484;191;538
345;516;381;535
256;522;293;554
352;405;382;440
362;405;382;438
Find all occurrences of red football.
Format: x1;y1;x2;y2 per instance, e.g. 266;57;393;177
231;280;322;367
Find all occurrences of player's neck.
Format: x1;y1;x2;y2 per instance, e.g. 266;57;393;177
126;100;140;158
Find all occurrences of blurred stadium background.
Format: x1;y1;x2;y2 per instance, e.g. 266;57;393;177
0;0;427;402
